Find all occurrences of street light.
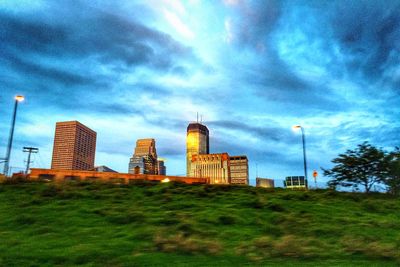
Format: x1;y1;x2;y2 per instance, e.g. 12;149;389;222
3;95;24;176
292;125;308;186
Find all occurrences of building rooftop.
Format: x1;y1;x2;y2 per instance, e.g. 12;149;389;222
187;122;209;133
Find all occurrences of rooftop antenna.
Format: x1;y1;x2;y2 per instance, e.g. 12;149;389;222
196;112;199;123
200;115;203;124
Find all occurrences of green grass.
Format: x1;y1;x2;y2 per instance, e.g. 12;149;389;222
0;181;399;266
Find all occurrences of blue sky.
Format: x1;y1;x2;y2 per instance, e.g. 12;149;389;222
1;0;399;186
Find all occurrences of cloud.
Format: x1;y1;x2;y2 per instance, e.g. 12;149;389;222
224;0;281;47
208;120;297;143
0;0;398;183
0;9;194;69
0;2;198;118
327;1;400;81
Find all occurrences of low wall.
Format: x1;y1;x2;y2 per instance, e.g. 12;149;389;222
29;168;209;184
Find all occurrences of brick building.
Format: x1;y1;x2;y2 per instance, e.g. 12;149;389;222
51;121;96;170
229;155;249;185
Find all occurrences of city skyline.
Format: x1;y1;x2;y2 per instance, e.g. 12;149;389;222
0;1;399;185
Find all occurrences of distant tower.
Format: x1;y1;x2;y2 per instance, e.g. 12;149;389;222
51;121;97;170
186;122;209;176
128;138;158;174
134;139;157;159
157;159;166;175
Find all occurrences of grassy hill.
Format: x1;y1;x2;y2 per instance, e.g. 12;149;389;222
0;181;399;266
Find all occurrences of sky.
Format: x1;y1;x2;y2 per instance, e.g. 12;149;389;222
0;0;399;187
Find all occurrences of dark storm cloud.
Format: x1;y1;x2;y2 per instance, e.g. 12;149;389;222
0;2;196;117
1;52;95;86
0;7;193;69
226;0;399;120
327;1;400;80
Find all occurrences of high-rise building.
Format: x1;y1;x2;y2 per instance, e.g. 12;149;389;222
128;138;158;175
51;121;96;170
134;139;157;159
186;122;209;176
191;153;230;184
129;155;156;174
229;155;249;185
157;159;166;175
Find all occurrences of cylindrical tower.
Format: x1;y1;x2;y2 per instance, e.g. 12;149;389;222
186;122;209;176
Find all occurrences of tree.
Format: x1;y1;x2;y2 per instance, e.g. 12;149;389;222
385;147;400;195
324;142;388;193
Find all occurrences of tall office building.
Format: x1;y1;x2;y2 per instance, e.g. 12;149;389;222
191;153;230;184
134;139;157;159
128;138;158;175
229;155;249;185
186;122;209;176
51;121;96;170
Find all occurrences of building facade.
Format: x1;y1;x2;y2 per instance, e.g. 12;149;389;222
256;177;275;188
186;122;209;176
191;153;230;184
51;121;96;170
284;176;308;190
157;159;166;175
128;139;158;175
229;155;249;185
134;139;157;159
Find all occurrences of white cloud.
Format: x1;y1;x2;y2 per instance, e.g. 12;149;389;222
224;17;234;43
163;9;195;39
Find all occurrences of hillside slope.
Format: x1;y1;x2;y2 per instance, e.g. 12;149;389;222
0;181;399;266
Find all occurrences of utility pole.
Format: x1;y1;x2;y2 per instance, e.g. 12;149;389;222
23;147;38;174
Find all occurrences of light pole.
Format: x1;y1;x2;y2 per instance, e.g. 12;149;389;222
3;95;24;176
292;125;308;185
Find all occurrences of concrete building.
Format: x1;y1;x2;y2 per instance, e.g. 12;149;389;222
129;139;158;175
186;122;209;176
134;139;157;159
284;176;308;190
256;177;275;188
191;153;230;184
229;155;249;185
51;121;96;170
157;159;166;175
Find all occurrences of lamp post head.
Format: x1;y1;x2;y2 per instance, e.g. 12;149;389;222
15;95;24;102
292;125;302;131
